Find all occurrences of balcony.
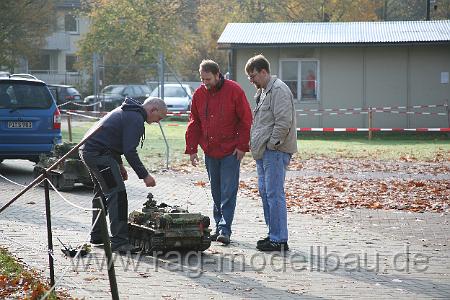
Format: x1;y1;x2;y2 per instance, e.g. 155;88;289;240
44;32;70;50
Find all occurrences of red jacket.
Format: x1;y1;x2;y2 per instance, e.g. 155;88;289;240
185;78;252;159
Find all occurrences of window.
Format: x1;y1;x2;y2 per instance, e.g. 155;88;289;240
280;59;319;101
64;14;78;33
0;82;53;108
66;55;77;72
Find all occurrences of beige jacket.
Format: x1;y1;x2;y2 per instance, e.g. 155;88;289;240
250;77;298;160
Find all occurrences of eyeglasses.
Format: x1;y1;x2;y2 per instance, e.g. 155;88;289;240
247;72;258;81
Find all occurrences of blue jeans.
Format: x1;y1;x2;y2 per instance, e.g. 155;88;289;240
205;154;240;237
256;149;291;243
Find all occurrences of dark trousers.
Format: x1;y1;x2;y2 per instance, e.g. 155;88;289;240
80;150;129;248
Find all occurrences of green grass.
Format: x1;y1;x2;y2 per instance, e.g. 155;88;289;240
64;120;450;166
297;132;449;161
0;247;24;278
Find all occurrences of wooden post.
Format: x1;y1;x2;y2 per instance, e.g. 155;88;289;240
368;107;373;140
67;113;72;142
446;99;450;137
446;99;450;129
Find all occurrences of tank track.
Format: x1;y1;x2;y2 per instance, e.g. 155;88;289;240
128;223;212;253
33;166;75;191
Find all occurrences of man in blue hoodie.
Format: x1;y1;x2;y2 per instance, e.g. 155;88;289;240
80;97;167;254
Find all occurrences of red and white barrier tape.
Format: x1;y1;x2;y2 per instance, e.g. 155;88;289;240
297;127;450;132
166;111;190;117
57;101;101;108
166;123;187;127
64;111;102;120
296;103;448;113
373;110;447;116
299;110;448;116
60;109;107;116
60;109;190;117
298;111;368;116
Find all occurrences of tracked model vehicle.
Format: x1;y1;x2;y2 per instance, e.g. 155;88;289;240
33;142;92;191
128;192;212;252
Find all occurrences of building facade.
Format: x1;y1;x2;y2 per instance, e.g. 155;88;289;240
17;0;89;88
218;21;450;129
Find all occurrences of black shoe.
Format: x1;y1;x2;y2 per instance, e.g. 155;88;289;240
210;233;219;241
90;238;104;246
216;234;230;245
256;236;270;246
257;240;289;252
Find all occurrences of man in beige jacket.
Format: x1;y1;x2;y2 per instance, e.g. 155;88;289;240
245;54;298;252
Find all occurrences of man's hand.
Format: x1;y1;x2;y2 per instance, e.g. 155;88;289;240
143;174;156;187
233;148;246;161
119;164;128;181
189;153;199;167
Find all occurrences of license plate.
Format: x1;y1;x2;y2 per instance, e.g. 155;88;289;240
8;121;32;128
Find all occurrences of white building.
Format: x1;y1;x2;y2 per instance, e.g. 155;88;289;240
218;21;450;129
18;0;90;88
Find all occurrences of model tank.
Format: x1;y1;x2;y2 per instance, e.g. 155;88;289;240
128;192;212;252
33;142;92;191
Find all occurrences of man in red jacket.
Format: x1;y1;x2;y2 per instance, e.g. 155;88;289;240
185;60;252;245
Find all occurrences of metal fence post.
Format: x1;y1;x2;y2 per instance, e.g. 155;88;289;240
95;197;119;300
43;173;55;287
159;122;169;169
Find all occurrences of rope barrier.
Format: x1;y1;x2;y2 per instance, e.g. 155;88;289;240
41;210;102;299
45;179;100;212
1;172;102;299
0;173;29;188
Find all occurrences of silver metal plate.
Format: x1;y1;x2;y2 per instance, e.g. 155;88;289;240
8;121;32;128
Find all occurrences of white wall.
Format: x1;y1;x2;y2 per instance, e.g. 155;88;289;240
234;44;450;129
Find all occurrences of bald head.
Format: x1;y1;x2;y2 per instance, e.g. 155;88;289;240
143;97;167;123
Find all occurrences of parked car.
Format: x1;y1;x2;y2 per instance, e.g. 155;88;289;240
0;74;62;163
150;83;194;112
84;84;151;111
47;84;82;110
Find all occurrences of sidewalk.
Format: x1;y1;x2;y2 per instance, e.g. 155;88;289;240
0;159;449;299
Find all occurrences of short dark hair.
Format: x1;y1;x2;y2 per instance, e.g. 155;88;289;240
245;54;270;75
199;59;220;75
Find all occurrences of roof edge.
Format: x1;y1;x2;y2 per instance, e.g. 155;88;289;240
217;41;450;49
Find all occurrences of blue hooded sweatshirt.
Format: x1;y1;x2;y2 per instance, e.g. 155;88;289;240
81;98;149;179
